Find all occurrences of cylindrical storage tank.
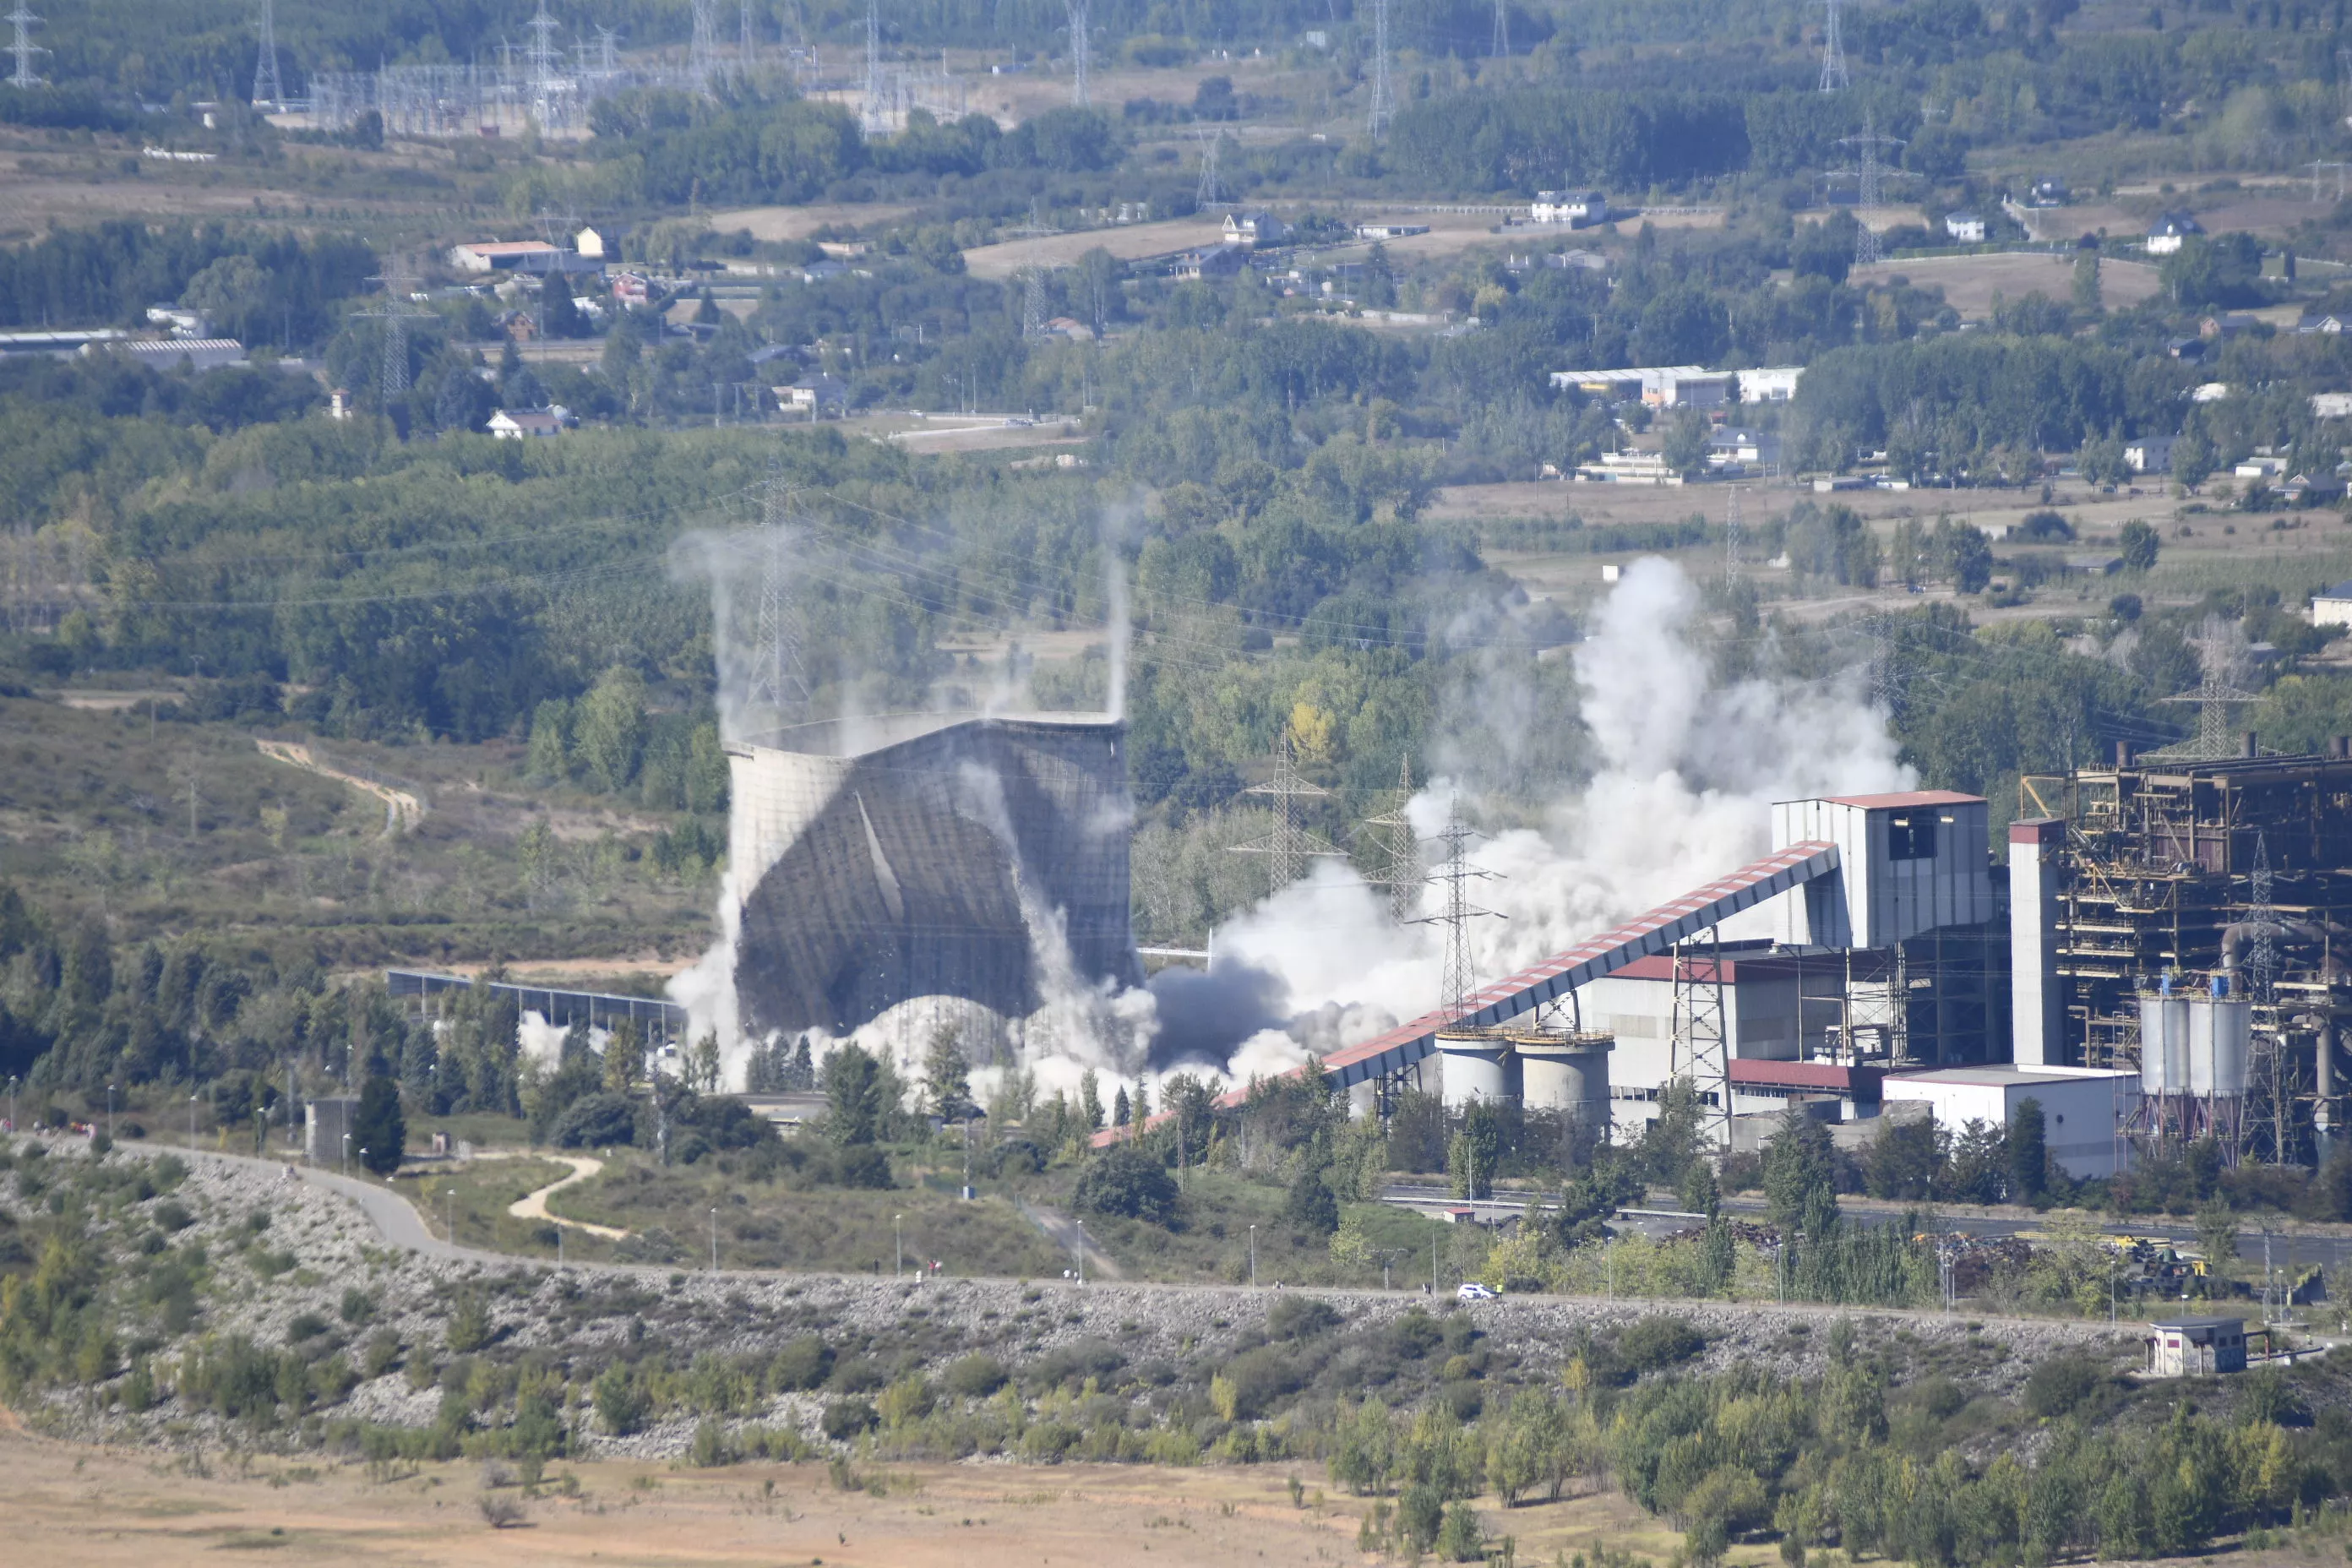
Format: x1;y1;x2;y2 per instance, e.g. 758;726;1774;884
2140;994;2188;1093
1515;1034;1613;1120
1437;1029;1510;1108
2202;998;2252;1097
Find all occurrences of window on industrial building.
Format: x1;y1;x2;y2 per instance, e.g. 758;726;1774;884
1888;814;1937;860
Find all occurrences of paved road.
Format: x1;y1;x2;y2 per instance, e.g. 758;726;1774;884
1381;1182;2352;1271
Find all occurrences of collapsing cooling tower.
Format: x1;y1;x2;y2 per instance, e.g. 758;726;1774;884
728;713;1140;1039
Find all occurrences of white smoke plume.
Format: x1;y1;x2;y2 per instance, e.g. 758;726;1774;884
1170;555;1913;1073
669;540;1909;1101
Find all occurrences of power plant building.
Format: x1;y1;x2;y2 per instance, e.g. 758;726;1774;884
727;712;1140;1046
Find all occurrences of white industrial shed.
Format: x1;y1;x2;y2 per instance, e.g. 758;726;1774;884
1879;1064;2138;1178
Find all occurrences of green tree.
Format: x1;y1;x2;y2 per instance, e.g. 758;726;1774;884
351;1075;406;1177
1074;1142;1179;1222
524;700;570;782
2119;519;2161;573
1662;408;1712;480
1078;1069;1105;1131
2192;1197;2239;1282
2171;427;2215;487
1286;1152;1341;1235
2008;1097;2048;1203
573;664;649;793
1449;1099;1501;1200
1437;1500;1485;1561
923;1028;972;1121
1762;1108;1837;1235
824;1043;887;1146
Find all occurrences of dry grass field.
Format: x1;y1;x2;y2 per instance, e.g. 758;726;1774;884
0;1430;1701;1568
1849;251;2163;317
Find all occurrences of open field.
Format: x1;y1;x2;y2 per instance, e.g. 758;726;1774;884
961;216;1227;278
1851;251;2164;317
703;203;921;243
0;1432;1698;1568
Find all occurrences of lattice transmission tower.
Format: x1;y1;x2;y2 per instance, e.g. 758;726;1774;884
1818;0;1848;91
7;3;43;90
1358;754;1422;922
1066;0;1089;106
1195;126;1225;207
1230;735;1346;891
690;0;719;95
1491;0;1508;57
1723;484;1743;581
2151;620;2264;760
1838;112;1904;266
1410;806;1501;1021
252;0;283;108
1367;0;1394;137
350;267;432;409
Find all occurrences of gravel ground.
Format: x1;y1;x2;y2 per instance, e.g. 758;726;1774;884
11;1137;2142;1456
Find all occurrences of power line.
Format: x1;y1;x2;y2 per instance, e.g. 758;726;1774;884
1837;112;1904;266
1368;0;1394;137
1409;803;1501;1020
1066;0;1090;106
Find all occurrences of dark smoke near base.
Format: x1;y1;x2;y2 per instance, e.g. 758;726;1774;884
1144;958;1288;1070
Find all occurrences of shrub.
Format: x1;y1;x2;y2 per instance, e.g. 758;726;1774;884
551;1092;639;1149
943;1353;1009;1398
1026;1337;1125;1393
594;1364;648;1435
771;1334;834;1391
821;1398;878;1440
286;1311;330;1342
2023;1355;2105;1418
152;1200;193;1233
479;1493;526;1528
828;1355;885;1393
1439;1500;1485;1561
689;1418;738;1467
825;1145;894;1188
340;1287;377;1325
1617;1315;1705;1377
1266;1296;1342;1340
444;1293;493;1353
1074;1143;1179;1223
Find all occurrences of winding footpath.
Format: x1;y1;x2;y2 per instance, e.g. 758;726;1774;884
498;1152;629;1239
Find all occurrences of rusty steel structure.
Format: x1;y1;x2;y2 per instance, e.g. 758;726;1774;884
2018;738;2352;1162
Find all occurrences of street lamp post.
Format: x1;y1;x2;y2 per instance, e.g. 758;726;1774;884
341;1132;351;1178
6;1074;16;1134
895;1212;903;1278
710;1206;718;1272
445;1187;455;1248
1076;1220;1086;1285
1250;1223;1257;1288
106;1081;116;1140
189;1093;198;1149
359;1146;368;1183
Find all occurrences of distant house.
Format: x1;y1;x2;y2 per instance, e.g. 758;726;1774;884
1355;221;1429;241
1175;246;1248;280
328;387;353;422
2028;177;2071;207
2124;435;2175;474
1735;366;1806;403
574;226;608;260
2146;212;2203;255
486;406;570;438
2192;382;2230;402
2201;312;2260;340
1222;211;1288;248
1044;316;1096;340
449;240;563;273
2314;392;2352;419
1574;448;1684;485
1943;210;1986;243
611;270;652;307
2167;337;2207;361
1544;249;1608;271
1531;190;1609;226
2311;580;2352;628
1709;427;1783;472
2300;308;2349;335
800;259;851;283
784;373;850;417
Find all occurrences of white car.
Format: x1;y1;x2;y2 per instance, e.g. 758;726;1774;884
1456;1282;1499;1301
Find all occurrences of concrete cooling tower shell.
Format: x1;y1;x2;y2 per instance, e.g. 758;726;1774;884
728;712;1138;1039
